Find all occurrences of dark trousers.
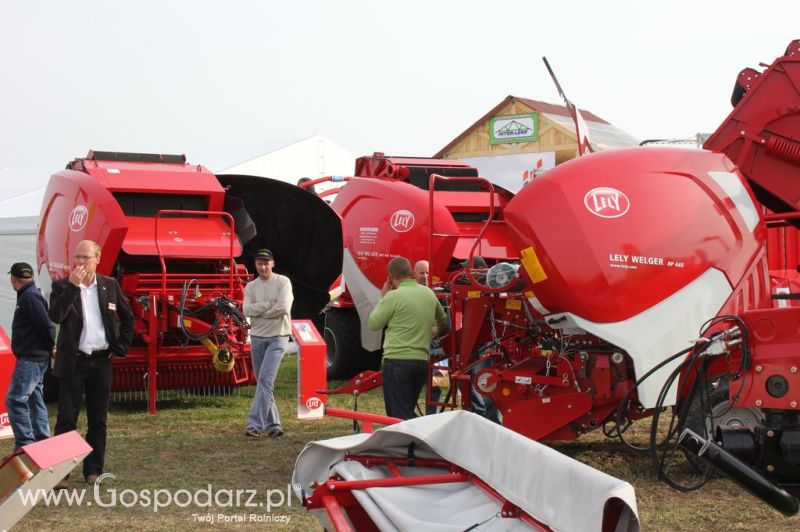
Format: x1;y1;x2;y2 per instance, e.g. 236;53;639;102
54;355;112;478
382;359;428;420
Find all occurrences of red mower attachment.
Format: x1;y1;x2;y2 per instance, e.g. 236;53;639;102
293;411;639;531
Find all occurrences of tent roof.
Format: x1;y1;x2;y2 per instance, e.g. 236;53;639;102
185;134;353;173
0;164;62;203
0;164;62;233
0;135;356;231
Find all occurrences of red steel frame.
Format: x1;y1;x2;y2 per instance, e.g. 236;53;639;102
134;209;246;414
304;409;552;531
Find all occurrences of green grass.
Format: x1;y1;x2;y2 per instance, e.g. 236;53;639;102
2;357;798;530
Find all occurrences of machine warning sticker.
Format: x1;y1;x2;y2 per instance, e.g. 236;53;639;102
608;253;685;270
520;246;547;283
505;299;522;310
525;290;550;315
359;226;378;244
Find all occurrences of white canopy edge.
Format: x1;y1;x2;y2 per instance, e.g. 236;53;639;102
293;410;639;532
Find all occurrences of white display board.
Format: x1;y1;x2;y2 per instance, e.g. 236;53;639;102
460;152;556;193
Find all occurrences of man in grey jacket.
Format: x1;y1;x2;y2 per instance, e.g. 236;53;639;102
243;249;293;438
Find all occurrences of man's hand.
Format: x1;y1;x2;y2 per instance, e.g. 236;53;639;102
380;278;393;297
50;347;56;359
69;265;87;287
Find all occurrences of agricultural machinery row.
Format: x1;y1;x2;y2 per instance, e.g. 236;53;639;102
312;40;800;517
25;40;800;524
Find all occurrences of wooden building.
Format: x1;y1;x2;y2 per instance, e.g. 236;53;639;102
434;96;639;191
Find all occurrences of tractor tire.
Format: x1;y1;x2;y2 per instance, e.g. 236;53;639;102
324;308;377;381
682;378;763;472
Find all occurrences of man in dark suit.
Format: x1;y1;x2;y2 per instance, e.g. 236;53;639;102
50;240;134;487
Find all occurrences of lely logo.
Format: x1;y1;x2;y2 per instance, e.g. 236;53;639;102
584;187;630;219
305;397;322;410
69;205;89;232
390;210;415;233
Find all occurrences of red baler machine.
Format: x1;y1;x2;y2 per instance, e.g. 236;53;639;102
37;152;342;414
317;41;800;513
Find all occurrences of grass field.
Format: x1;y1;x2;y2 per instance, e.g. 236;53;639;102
3;355;798;531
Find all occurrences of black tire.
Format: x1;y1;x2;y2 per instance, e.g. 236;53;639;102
323;308;379;380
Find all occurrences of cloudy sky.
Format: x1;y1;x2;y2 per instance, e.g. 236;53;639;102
1;0;797;169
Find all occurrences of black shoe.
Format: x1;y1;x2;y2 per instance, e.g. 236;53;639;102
244;428;260;438
267;428;284;438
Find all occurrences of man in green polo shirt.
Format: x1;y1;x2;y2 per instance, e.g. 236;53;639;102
368;256;448;419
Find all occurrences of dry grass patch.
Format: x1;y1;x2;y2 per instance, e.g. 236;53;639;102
2;356;797;530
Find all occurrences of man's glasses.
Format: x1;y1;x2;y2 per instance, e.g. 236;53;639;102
74;255;97;261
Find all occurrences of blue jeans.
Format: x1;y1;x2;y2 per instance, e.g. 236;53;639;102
5;357;50;449
246;336;288;433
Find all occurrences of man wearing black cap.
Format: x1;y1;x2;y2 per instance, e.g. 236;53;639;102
242;249;293;438
5;262;55;451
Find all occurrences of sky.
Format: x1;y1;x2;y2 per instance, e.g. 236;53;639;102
1;0;798;170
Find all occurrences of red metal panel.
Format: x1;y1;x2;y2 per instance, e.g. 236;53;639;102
502;392;593;440
0;328;13;439
332;177;460;288
123;217;242;257
294;320;328;419
504;147;765;323
704;41;800;213
451;224;519;260
83;160;226;211
37;169;129;279
734;307;800;410
22;431;92;470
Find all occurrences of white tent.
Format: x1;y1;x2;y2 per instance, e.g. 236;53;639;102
186;134;356;184
0;164;63;333
0;136;356;333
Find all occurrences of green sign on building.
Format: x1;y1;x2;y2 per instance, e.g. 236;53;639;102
490;113;538;144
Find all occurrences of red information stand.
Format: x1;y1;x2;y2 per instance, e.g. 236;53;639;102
292;320;327;420
0;327;14;440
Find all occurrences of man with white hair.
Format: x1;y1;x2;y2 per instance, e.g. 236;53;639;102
369;256;447;419
50;240;134;487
